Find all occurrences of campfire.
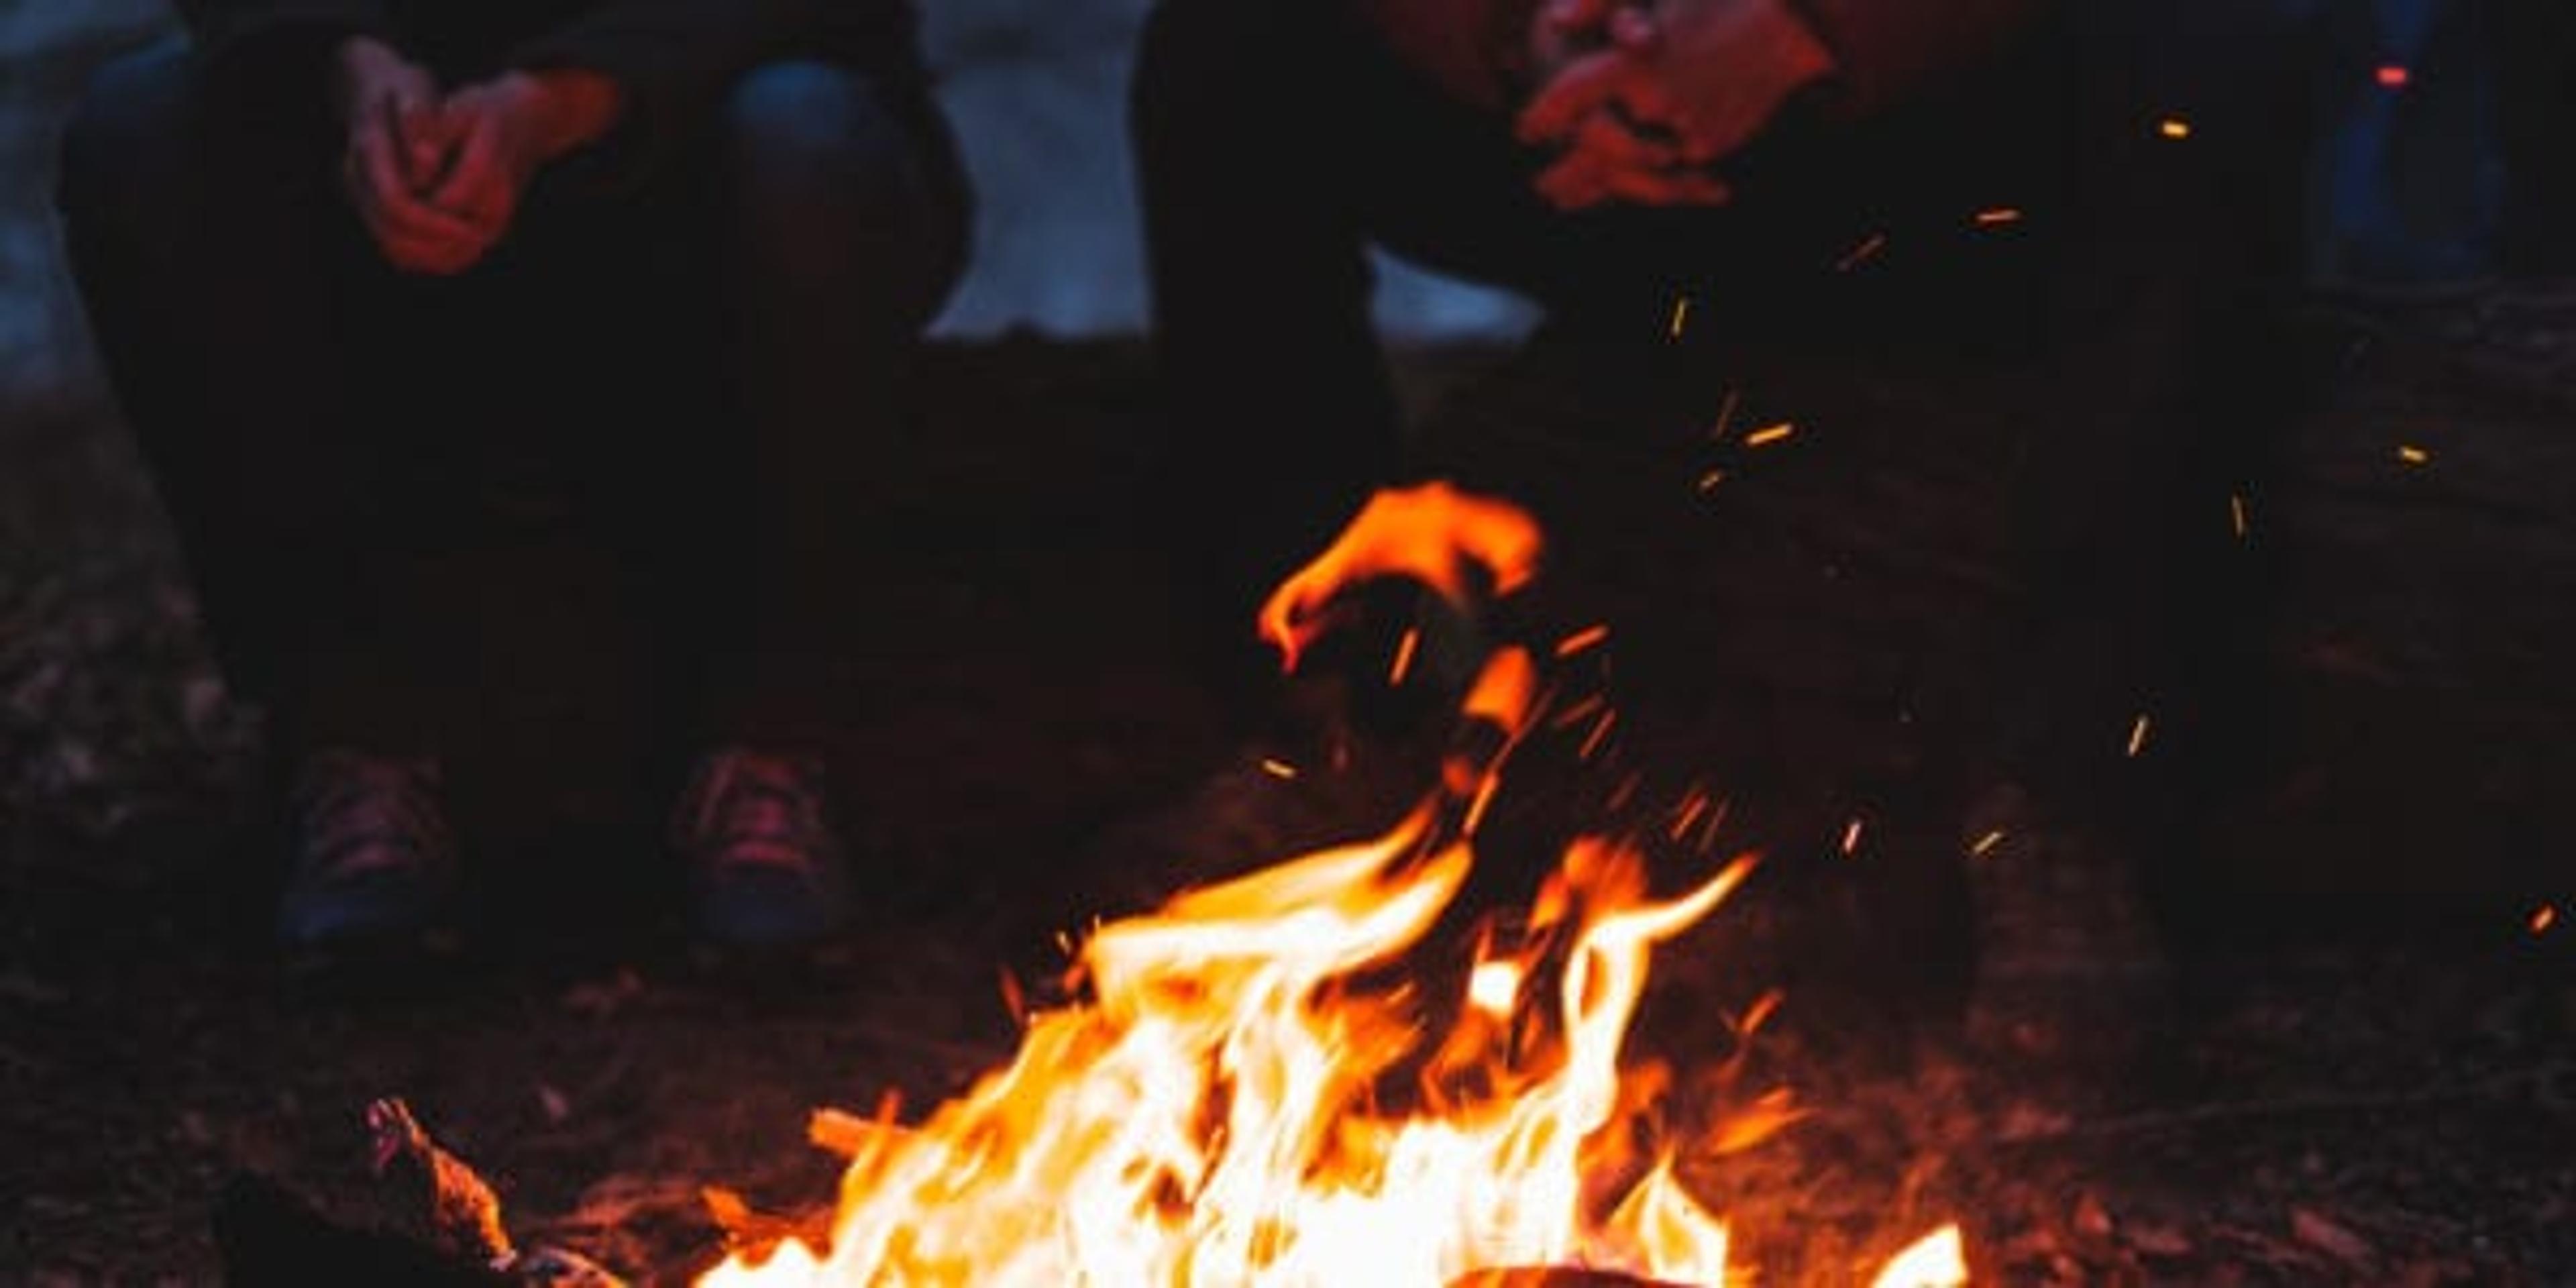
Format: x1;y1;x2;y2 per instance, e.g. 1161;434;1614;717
227;482;1969;1287
689;483;1966;1287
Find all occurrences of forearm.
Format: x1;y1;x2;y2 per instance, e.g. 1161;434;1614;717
513;67;626;161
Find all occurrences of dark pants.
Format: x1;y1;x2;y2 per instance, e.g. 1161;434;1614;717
56;39;973;779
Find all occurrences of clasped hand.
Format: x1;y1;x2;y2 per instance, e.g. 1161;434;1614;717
1515;0;1835;211
330;37;572;274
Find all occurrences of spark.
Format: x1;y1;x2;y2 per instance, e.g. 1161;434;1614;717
2127;713;2153;758
1607;770;1644;812
2230;491;2250;539
2398;444;2431;466
1259;757;1299;780
1697;469;1730;493
1670;790;1710;841
1578;708;1618;760
1841;816;1866;856
2376;64;2410;89
1668;295;1693;340
2157;117;2192;140
1556;623;1612;657
2535;904;2560;936
1550;694;1608;731
1743;422;1796;449
1836;230;1889;272
1695;796;1733;854
1973;207;2024;227
1389;626;1420;685
1738;989;1784;1034
1970;830;2005;858
1709;386;1742;440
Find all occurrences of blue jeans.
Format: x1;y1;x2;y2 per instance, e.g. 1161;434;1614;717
55;37;973;767
2306;0;2508;292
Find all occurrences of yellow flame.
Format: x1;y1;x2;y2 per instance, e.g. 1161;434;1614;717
700;818;1775;1287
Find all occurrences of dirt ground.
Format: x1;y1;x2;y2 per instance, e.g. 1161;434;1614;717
3;327;2573;1286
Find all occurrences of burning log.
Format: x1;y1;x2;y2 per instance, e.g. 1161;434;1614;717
214;1097;625;1288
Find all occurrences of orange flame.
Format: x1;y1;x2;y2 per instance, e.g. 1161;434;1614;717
700;483;1966;1287
1256;482;1544;673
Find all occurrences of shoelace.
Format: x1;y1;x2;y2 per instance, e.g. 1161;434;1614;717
678;751;831;873
291;757;451;880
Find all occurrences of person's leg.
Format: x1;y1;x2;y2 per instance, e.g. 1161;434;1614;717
547;58;969;949
688;60;971;754
54;37;475;949
1949;0;2308;1062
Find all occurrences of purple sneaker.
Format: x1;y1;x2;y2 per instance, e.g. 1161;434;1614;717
669;747;852;951
276;751;460;951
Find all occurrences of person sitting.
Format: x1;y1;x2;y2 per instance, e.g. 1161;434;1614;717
1126;0;2305;1055
53;0;974;960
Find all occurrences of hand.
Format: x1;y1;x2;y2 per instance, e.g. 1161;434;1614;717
1528;109;1735;211
330;36;490;274
417;73;556;256
1519;0;1835;202
417;68;626;267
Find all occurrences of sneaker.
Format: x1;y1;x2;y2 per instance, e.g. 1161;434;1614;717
276;751;460;951
669;747;851;951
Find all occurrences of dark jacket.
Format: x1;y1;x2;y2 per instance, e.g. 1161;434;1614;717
177;0;926;167
1350;0;2047;119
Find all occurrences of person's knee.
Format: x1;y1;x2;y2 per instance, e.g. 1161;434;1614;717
720;60;966;302
724;61;934;208
55;36;197;235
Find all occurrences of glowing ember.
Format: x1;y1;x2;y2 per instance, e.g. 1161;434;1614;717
699;483;1966;1287
1555;625;1612;659
1835;231;1889;272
